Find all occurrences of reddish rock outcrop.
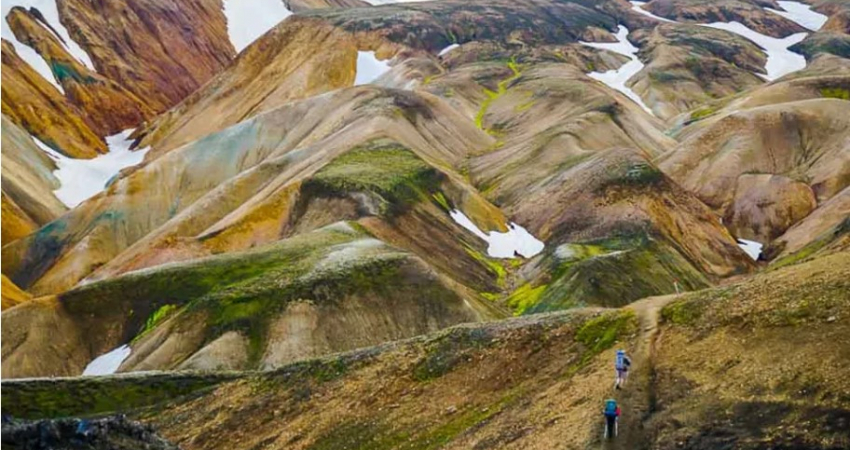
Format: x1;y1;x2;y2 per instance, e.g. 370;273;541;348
56;0;235;113
6;7;155;136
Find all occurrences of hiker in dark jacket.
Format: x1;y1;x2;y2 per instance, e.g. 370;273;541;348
603;399;620;438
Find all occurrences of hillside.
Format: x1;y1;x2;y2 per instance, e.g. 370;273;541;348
3;250;848;449
1;0;849;447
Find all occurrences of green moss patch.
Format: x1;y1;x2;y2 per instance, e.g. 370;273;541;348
576;310;636;354
661;298;705;326
305;140;444;216
475;58;523;131
688;104;719;122
769;217;850;270
131;304;179;343
412;327;493;381
820;87;850;100
512;234;709;315
505;283;547;315
59;224;453;366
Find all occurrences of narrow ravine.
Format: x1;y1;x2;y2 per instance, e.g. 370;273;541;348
581;25;655;115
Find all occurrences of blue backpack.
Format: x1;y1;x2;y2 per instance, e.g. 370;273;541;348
604;399;618;417
615;350;625;370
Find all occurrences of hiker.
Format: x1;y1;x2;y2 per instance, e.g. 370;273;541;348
614;349;632;389
603;398;620;439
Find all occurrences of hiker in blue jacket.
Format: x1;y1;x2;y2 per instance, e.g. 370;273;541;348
603;398;620;438
614;349;632;389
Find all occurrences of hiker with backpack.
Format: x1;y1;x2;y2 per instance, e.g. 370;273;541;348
603;398;620;438
614;349;631;389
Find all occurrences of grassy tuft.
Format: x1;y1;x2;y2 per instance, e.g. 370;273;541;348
820;87;850;100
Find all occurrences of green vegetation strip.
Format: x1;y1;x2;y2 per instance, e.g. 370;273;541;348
475;59;522;131
1;373;236;420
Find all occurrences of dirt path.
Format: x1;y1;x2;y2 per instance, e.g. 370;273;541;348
602;294;680;450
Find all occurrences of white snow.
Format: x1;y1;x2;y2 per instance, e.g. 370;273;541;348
449;210;545;259
82;345;131;376
354;51;392;85
630;1;675;23
222;0;291;52
438;43;459;56
766;1;828;31
33;129;149;208
581;25;654;115
736;238;763;261
701;21;807;81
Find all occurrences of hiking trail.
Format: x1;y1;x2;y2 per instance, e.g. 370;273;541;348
602;294;681;450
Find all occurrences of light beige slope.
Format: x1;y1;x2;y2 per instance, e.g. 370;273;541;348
0;115;67;245
136;16;363;158
659;99;850;218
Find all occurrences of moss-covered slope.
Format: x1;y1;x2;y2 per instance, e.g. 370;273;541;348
1;224;495;378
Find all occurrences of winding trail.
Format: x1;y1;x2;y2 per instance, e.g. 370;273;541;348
603;294;681;449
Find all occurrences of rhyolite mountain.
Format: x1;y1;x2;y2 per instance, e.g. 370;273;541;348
1;0;849;449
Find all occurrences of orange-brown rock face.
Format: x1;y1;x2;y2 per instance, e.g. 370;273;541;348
724;174;818;243
56;0;235;113
6;7;155;136
1;39;105;157
1;192;38;245
0;274;31;310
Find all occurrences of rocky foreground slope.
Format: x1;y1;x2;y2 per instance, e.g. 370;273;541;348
3;250;848;449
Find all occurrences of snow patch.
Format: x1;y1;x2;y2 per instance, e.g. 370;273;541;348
449;210;544;259
737;238;763;261
701;21;807;80
354;51;391;85
629;1;819;81
83;345;131;376
581;25;654;115
222;0;291;52
630;1;675;23
33;129;149;208
438;43;459;56
766;1;828;31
